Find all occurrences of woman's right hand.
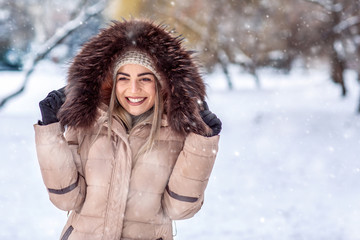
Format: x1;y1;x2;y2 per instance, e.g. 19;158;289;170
39;87;66;125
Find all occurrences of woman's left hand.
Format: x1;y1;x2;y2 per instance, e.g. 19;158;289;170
200;101;222;136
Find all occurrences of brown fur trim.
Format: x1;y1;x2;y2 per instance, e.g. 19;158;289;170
58;19;211;135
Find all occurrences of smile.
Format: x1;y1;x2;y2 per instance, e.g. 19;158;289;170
126;97;146;105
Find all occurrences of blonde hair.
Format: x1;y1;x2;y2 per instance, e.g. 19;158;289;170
106;73;163;158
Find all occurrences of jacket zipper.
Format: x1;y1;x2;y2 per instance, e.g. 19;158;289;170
61;225;74;240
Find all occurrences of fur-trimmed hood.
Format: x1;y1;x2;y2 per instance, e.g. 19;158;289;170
58;19;210;135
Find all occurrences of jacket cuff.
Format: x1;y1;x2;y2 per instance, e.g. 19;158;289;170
34;122;65;145
34;122;64;132
184;132;220;157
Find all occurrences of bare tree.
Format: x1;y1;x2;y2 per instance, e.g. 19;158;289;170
303;0;360;97
0;0;34;69
0;0;107;109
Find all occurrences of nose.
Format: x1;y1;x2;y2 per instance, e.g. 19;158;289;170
130;79;140;93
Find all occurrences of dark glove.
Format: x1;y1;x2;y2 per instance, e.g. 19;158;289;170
38;87;66;125
200;101;222;136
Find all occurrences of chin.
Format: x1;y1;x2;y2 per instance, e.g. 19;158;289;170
127;109;147;116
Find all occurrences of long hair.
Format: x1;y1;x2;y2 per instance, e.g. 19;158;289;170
106;73;163;158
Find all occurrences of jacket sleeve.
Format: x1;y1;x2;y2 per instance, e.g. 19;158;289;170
162;132;220;220
34;122;86;211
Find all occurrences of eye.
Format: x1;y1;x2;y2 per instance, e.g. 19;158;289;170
117;77;129;81
141;77;153;82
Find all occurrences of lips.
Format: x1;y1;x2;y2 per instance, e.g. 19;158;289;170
126;97;146;106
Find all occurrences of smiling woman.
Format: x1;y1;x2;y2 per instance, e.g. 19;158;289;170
33;19;222;240
115;63;156;116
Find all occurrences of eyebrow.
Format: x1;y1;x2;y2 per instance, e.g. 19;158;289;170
116;72;155;77
138;72;155;77
117;72;130;77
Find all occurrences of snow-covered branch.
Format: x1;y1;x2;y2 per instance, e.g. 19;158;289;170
28;0;106;68
302;0;343;12
334;16;360;34
0;0;107;109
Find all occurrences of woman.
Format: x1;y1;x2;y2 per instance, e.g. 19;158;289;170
34;19;221;240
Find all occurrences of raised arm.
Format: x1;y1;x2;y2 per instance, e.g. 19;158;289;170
163;102;221;219
34;123;86;211
34;88;85;211
162;133;219;220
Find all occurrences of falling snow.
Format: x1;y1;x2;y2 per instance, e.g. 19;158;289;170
1;61;360;239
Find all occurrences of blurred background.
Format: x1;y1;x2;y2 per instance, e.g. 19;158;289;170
1;0;360;239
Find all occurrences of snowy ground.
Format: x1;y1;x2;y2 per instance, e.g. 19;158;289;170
1;61;360;240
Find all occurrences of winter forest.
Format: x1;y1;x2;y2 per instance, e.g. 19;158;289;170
1;0;360;239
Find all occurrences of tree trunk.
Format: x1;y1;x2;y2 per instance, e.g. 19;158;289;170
249;65;261;89
330;49;347;97
219;58;233;90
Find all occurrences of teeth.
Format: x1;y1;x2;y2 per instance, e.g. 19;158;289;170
127;97;144;103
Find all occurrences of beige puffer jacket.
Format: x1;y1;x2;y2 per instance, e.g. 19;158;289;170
34;107;219;240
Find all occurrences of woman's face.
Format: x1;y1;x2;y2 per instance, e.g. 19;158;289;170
115;64;156;116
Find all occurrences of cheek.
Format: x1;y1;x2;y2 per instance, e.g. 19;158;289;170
115;83;124;99
148;86;156;106
149;84;156;99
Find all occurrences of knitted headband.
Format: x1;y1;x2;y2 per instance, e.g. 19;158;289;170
113;50;160;81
